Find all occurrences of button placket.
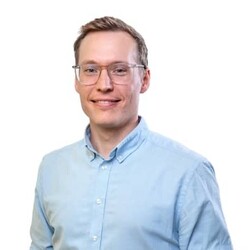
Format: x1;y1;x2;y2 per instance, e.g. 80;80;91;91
89;161;112;248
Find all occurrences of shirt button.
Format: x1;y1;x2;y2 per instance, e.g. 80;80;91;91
92;235;98;241
96;198;102;205
101;165;107;170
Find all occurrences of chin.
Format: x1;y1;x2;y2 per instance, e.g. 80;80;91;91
94;117;125;129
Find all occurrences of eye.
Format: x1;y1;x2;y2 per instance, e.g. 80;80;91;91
110;64;129;75
82;64;99;75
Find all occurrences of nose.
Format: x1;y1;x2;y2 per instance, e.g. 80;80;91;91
96;69;113;92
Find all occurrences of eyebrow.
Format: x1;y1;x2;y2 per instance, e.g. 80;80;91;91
79;60;128;66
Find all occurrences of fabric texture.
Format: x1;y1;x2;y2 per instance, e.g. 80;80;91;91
30;117;233;250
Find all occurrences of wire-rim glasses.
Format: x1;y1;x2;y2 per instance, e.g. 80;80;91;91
72;62;145;85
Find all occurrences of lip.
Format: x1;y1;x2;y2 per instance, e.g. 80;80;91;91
91;98;120;107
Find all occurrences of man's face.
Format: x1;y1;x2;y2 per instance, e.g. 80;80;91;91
75;31;150;131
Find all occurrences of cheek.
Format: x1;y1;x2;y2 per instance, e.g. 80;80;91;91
132;81;143;95
77;89;89;109
126;85;141;104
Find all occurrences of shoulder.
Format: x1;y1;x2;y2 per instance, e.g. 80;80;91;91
45;139;83;157
139;118;210;170
145;130;213;173
39;140;85;170
148;131;204;158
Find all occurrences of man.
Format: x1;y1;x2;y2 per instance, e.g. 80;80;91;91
30;16;233;249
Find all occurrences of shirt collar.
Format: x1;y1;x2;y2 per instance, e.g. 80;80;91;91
84;117;149;163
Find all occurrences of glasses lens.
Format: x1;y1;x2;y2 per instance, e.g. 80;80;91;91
108;63;132;84
77;64;99;85
74;63;141;85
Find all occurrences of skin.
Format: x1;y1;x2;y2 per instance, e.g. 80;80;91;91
75;31;150;158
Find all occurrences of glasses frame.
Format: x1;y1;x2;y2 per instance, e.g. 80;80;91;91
72;62;145;85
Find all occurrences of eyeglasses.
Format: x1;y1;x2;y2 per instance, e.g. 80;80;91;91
72;62;145;85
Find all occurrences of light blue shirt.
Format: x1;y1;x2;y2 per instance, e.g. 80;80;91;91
30;117;233;249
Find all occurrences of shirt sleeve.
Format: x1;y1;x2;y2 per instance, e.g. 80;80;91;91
30;162;54;250
178;161;233;249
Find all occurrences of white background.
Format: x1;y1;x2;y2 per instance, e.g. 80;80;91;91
0;0;249;249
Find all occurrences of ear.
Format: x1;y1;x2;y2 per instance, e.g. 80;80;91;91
140;69;150;93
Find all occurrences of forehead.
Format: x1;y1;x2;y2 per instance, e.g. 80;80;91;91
78;31;138;64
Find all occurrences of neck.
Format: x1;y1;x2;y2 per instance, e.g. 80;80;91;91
89;118;139;159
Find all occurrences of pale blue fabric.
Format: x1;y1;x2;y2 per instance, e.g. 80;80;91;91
30;117;233;249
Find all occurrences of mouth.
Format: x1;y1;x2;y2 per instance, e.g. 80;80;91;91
91;99;120;107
